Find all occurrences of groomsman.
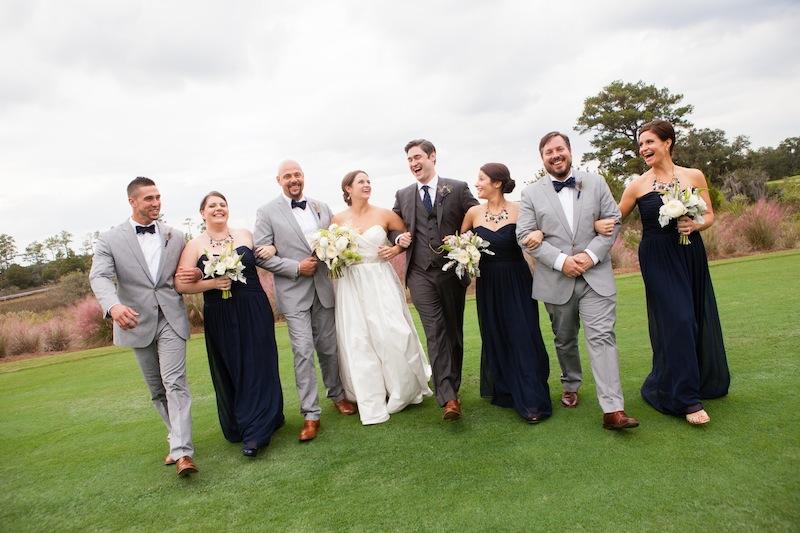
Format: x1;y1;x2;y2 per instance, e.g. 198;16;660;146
391;139;478;420
254;160;356;442
90;177;199;475
516;132;639;430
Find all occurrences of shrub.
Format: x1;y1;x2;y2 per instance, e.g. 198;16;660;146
2;317;41;355
721;168;768;202
53;271;92;304
183;293;204;329
72;296;113;347
41;319;74;352
621;228;642;251
737;199;785;251
610;236;639;271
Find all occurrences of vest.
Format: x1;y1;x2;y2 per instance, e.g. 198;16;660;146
411;190;442;270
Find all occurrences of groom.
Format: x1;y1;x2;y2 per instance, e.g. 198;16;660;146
391;139;478;420
254;159;356;442
89;176;198;476
516;132;639;430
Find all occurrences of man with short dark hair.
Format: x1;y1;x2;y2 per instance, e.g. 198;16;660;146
90;177;200;476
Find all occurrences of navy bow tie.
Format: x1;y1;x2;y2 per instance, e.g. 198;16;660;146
291;199;307;210
553;177;576;193
135;224;156;235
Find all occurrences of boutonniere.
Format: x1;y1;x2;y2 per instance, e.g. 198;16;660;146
311;202;321;218
437;184;452;202
576;179;583;200
164;230;172;248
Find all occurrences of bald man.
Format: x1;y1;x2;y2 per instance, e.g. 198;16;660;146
253;160;356;442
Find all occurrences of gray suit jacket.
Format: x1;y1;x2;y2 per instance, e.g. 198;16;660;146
516;171;621;305
253;195;335;314
89;221;190;348
391;177;478;271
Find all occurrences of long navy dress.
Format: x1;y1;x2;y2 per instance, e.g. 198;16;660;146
199;246;284;450
474;224;552;421
637;192;730;416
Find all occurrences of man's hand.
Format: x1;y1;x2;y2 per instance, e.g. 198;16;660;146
562;256;587;278
396;232;412;248
522;230;544;250
378;244;403;261
572;252;594;271
298;256;318;277
175;266;202;283
109;304;140;330
677;216;695;236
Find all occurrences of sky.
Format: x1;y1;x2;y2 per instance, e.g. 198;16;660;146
1;0;799;257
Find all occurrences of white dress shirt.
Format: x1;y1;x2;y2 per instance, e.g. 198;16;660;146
284;194;318;238
549;171;598;272
418;175;439;206
129;218;161;282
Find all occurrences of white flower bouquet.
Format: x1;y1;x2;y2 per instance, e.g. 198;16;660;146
308;224;362;279
658;183;707;245
202;242;246;299
439;230;494;280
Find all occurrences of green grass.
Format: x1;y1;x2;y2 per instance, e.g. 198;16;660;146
2;252;799;531
766;174;800;189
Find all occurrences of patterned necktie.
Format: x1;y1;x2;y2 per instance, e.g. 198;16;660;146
135;224;155;235
552;176;576;193
291;199;307;210
421;185;433;213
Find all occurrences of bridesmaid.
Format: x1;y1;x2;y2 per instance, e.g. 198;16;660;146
461;163;552;423
176;191;284;456
595;120;730;425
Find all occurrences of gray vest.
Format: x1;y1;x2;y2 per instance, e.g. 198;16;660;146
411;191;442;270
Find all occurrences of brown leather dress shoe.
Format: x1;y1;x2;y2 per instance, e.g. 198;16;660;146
175;456;198;477
443;400;462;421
164;455;177;466
561;391;579;408
333;399;358;416
602;410;640;430
298;420;320;442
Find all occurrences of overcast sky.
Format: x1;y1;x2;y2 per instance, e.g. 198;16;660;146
2;0;798;254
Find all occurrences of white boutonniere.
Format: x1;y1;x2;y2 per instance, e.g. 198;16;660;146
437;184;452;204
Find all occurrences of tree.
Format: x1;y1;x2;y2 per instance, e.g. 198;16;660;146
672;128;751;185
58;230;74;258
748;136;800;180
81;231;100;255
43;235;62;261
25;241;46;264
0;233;16;271
575;80;694;177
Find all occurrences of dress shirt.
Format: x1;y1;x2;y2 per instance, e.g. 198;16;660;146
418;175;439;206
284;194;318;238
549;171;598;272
129;218;161;282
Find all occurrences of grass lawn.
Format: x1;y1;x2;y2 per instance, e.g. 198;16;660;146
1;251;799;531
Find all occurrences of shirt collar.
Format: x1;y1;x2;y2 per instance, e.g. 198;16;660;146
129;218;159;234
417;175;439;192
549;169;575;183
283;193;307;207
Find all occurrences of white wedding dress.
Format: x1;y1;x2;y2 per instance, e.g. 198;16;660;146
335;225;432;425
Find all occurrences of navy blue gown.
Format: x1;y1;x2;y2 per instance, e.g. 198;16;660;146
637;192;730;416
199;246;284;450
474;224;552;421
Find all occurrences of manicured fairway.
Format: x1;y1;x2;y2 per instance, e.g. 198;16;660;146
1;251;798;531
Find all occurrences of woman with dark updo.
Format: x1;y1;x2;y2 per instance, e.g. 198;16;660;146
460;163;552;423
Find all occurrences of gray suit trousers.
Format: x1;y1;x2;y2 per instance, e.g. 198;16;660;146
132;313;194;459
544;277;624;413
283;293;344;420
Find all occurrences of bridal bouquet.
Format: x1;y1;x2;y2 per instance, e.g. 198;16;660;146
439;231;494;280
202;242;246;299
308;224;362;279
658;183;707;245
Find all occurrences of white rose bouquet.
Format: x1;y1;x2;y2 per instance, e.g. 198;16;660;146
308;224;362;279
202;242;246;299
439;230;494;280
658;182;707;245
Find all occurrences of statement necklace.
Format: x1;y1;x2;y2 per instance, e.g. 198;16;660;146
651;168;680;192
207;232;234;249
484;204;509;224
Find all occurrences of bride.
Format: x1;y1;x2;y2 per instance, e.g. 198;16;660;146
332;170;433;425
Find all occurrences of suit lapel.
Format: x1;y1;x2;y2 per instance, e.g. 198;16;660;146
435;179;445;227
541;178;573;236
571;181;583;235
277;197;312;251
122;222;155;285
154;221;171;284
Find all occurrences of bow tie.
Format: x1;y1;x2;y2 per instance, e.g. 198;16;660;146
291;199;307;210
135;224;156;235
553;177;576;193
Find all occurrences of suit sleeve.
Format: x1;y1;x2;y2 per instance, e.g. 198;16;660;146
253;205;300;279
460;182;479;212
89;234;121;316
387;190;404;245
584;177;622;262
516;186;564;268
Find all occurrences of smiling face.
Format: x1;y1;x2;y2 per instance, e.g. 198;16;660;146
474;170;500;200
639;130;672;168
407;146;436;183
276;160;305;200
201;195;229;225
346;172;371;203
128;185;161;224
541;136;573;180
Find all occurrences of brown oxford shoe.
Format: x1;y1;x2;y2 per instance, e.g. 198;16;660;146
175;456;198;477
333;399;358;416
561;391;579;408
298;420;320;442
602;410;640;430
164;455;177;466
442;400;462;421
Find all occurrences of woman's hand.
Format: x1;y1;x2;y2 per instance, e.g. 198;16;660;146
255;245;277;260
378;244;403;261
677;216;695;236
521;230;544;250
594;218;616;236
211;276;232;291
